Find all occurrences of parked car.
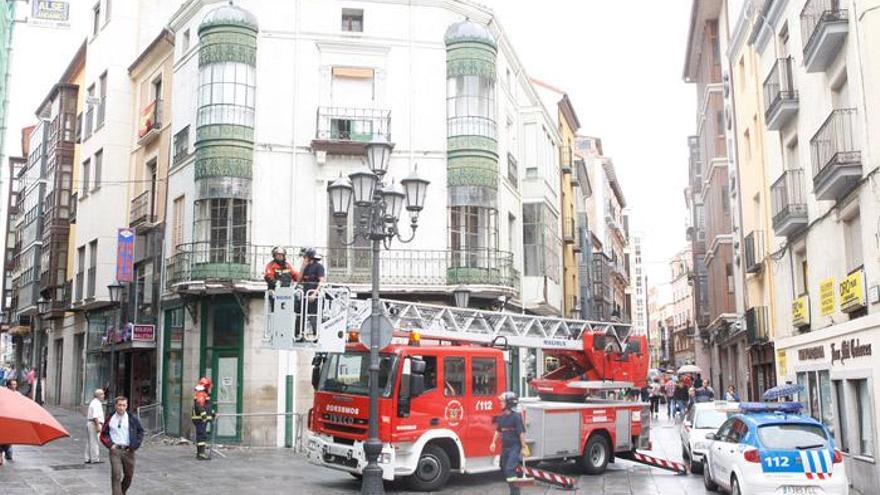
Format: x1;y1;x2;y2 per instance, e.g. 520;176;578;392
679;400;738;473
703;402;848;495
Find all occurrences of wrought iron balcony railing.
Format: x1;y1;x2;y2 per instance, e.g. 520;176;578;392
763;57;798;130
313;107;391;154
166;243;517;294
130;190;156;227
771;169;808;236
562;217;576;244
811;108;861;201
801;0;849;72
559;146;573;174
744;230;764;274
138;99;163;143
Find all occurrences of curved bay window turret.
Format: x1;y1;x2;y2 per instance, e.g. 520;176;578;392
191;4;258;279
445;20;502;287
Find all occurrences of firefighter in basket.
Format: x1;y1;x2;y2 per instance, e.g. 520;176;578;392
192;377;214;460
264;247;299;311
490;391;531;495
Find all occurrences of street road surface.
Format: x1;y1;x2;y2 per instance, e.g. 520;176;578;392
0;407;756;494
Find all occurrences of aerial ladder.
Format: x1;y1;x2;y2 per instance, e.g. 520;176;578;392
264;284;648;398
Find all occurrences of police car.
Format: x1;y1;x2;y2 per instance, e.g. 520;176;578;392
679;400;738;473
702;402;848;495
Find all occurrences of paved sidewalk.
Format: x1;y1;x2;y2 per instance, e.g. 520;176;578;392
0;407;711;494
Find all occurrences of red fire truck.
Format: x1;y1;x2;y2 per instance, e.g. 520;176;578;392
304;302;651;491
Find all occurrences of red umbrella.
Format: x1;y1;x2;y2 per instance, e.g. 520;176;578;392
0;387;70;445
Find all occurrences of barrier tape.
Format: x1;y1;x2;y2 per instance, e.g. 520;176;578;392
626;451;688;474
515;465;578;489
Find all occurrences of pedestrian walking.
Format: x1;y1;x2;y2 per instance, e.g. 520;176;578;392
648;377;662;418
490;392;530;495
85;389;106;464
100;396;144;495
1;379;24;462
725;385;740;401
191;377;214;460
673;379;690;419
664;377;676;417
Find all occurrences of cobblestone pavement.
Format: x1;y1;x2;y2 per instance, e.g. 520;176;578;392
0;407;714;494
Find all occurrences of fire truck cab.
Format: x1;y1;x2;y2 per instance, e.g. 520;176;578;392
306;339;650;491
307;342;507;491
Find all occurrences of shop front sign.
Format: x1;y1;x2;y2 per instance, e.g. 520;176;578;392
819;278;835;316
132;324;155;342
797;345;825;361
839;269;866;313
831;338;872;366
792;295;810;328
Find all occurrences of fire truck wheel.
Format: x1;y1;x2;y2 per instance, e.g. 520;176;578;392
579;434;610;475
407;444;451;492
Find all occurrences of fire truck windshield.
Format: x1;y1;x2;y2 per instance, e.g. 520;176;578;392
318;352;398;397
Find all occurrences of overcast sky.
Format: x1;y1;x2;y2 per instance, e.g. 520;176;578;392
481;0;696;286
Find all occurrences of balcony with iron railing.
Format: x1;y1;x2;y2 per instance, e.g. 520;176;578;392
744;230;764;274
562;217;576;244
811;108;861;201
166;243;518;297
591;280;610;302
771;169;809;236
559;146;573;174
801;0;849;72
746;306;769;345
137;99;163;145
763;57;799;130
312;107;391;155
130;190;156;227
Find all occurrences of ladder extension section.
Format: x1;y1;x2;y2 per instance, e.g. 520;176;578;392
349;298;631;351
263;284;632;353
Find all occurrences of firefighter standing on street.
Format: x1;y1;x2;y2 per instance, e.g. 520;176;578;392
490;391;530;495
192;377;214;460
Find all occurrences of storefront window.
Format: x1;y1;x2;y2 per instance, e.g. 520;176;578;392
856;379;874;457
833;379;848;451
818;371;833;439
84;312;111;404
797;370;835;438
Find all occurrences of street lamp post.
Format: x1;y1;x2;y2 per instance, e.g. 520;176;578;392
107;282;125;407
35;298;51;405
327;139;429;495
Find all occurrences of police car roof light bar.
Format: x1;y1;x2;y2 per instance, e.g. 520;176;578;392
738;402;803;414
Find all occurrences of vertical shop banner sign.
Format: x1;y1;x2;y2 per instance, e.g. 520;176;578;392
116;228;136;282
819;278;836;316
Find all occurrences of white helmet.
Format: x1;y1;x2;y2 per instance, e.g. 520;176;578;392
272;246;286;256
499;391;518;409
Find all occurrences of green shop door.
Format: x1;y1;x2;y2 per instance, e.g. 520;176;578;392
201;299;244;443
212;350;241;443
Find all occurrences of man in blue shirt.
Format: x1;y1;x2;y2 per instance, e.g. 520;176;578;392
100;397;144;495
490;392;530;495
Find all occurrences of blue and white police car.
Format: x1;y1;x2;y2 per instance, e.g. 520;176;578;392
702;402;848;495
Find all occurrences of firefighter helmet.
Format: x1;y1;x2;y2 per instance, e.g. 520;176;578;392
499;391;518;409
198;377;213;390
304;247;321;260
272;246;286;257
